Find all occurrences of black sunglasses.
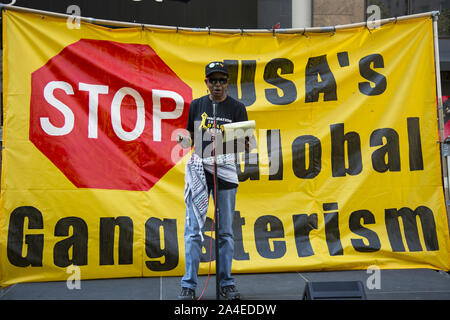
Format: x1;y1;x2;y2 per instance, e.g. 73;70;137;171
208;77;228;85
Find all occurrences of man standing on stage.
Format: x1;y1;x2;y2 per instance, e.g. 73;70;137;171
176;61;249;300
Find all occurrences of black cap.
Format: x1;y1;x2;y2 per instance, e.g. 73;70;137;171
205;61;228;77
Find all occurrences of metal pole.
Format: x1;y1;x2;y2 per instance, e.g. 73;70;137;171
432;12;450;229
212;102;220;300
0;5;440;35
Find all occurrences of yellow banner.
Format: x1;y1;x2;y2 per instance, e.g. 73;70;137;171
1;9;449;287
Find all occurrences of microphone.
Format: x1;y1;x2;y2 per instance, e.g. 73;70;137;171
212;101;218;139
212;101;217;118
212;101;217;149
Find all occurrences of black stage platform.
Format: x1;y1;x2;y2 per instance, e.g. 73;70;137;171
1;269;450;300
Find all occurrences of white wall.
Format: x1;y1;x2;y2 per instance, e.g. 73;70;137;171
292;0;312;28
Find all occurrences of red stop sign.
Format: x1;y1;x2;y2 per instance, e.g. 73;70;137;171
30;39;192;191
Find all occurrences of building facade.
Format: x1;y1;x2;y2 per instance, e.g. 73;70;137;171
1;0;449;93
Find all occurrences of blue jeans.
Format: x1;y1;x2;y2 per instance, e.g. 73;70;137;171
181;187;237;290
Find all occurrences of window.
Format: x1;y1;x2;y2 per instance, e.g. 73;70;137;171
411;0;450;37
367;0;450;36
367;0;408;18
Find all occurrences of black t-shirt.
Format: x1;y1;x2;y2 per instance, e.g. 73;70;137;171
186;95;248;191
